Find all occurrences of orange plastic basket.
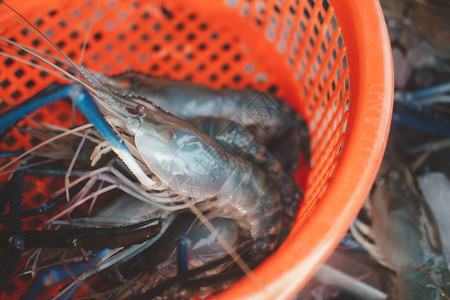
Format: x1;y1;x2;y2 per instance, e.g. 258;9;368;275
0;0;393;298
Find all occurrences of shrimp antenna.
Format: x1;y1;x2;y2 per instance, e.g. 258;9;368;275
79;0;102;66
0;0;83;76
0;36;94;93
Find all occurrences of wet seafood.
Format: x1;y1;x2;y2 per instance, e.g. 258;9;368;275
351;143;450;299
0;1;309;297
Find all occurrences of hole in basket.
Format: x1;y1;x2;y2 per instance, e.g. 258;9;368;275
187;33;196;41
266;28;275;42
303;8;310;19
225;0;238;8
186;53;194;61
57;40;66;49
267;85;278;94
59;20;67;28
10;90;22;100
94;32;103;40
256;2;265;13
245;63;255;73
3;280;18;296
3;134;18;148
322;0;330;11
164;34;172;41
318;11;324;24
299;20;306;32
316;53;322;65
241;6;250;17
14;69;24;79
255;72;267;83
21;28;29;36
130;23;139;31
173;64;182;71
35;18;44;27
273;4;280;14
138;54;148;63
57;112;69;124
128;44;136;52
338;36;344;50
45;29;55;38
176;23;184;31
32;39;41;47
1;79;11;88
4;58;13;67
71;9;82;19
48;9;57;17
153;22;162;31
331;15;338;31
70;31;79;39
325;28;331;43
161;6;173;19
209;74;218;82
39;71;49;78
342;55;348;69
289;5;295;16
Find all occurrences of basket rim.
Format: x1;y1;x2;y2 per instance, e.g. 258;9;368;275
0;0;393;298
219;0;394;299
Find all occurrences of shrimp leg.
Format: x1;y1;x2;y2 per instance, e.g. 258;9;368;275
0;217;162;249
23;248;113;300
0;165;90;222
131;238;268;300
0;170;25;289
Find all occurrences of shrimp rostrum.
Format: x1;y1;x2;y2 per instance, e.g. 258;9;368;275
0;13;308;299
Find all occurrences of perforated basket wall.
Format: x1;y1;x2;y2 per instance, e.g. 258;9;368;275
0;0;393;298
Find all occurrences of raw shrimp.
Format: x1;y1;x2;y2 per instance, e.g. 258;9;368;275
98;71;311;172
0;0;310;297
351;143;450;300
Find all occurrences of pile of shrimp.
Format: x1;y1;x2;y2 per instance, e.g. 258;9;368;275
0;0;310;298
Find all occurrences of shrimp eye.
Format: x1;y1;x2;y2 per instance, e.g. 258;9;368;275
135;105;147;116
